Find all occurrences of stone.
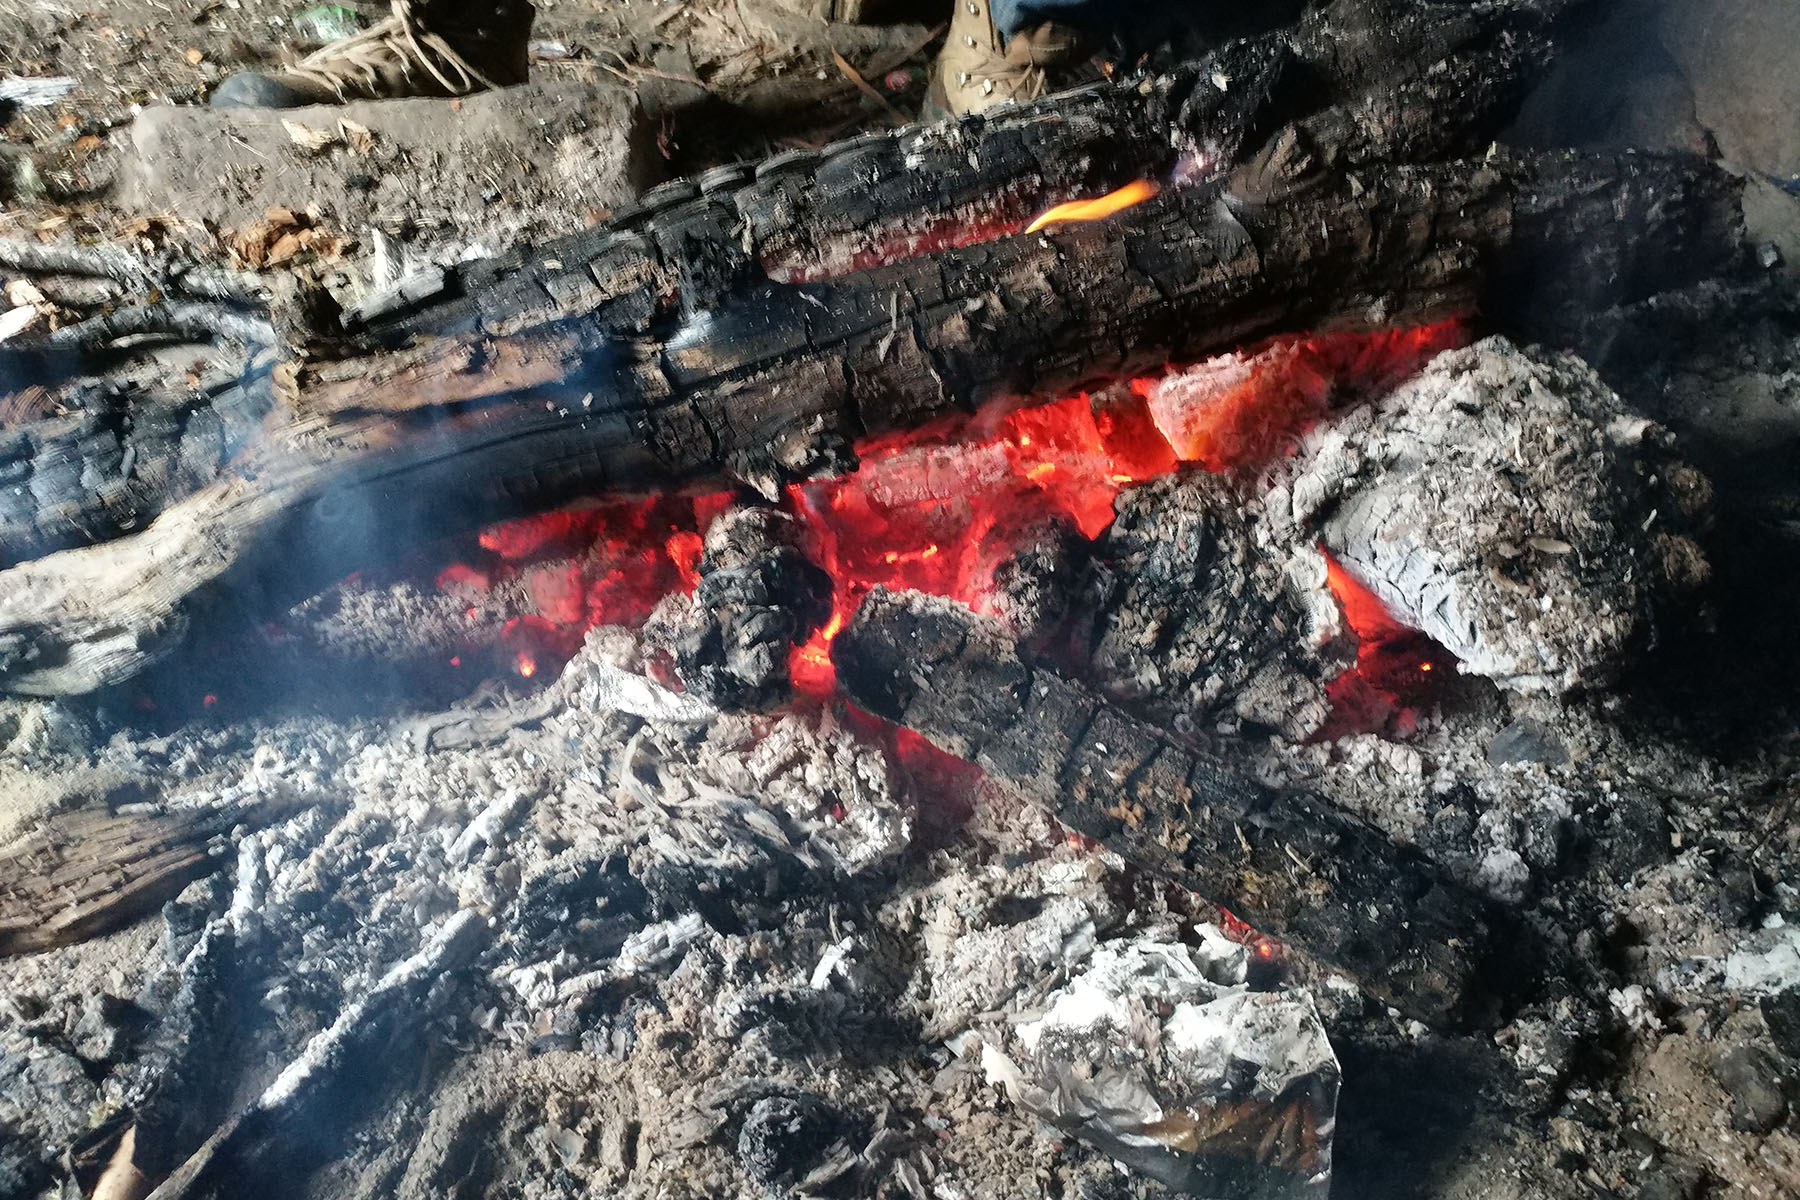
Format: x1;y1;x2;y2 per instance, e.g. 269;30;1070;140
115;81;662;251
1658;0;1800;179
1707;1044;1789;1135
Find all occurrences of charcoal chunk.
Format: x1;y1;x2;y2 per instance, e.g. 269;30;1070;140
736;1093;853;1193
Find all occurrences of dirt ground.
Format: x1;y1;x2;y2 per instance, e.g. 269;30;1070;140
0;0;942;263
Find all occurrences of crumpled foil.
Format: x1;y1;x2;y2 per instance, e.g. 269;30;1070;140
978;928;1337;1196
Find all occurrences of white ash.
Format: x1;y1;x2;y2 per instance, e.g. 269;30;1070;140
1723;924;1800;997
1254;335;1710;694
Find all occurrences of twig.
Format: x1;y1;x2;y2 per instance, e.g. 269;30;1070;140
865;20;949;79
31;302;276;350
141;910;490;1200
830;49;908;125
594;47;713;92
0;238;150;283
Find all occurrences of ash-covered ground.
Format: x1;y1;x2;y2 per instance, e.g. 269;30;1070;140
4;315;1800;1200
6;1;1800;1198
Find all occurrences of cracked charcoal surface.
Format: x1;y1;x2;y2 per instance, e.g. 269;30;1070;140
1087;472;1344;741
644;506;832;711
834;586;1499;1029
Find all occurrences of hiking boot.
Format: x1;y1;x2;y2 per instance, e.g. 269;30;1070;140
211;0;535;109
925;1;1083;118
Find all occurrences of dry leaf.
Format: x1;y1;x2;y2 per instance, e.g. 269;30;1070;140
186;47;205;65
337;118;374;153
264;231;307;265
282;119;339;153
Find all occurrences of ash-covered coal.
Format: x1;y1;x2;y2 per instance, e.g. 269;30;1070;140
1256;336;1712;695
643;505;831;710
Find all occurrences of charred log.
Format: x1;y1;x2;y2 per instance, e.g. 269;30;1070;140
0;0;1745;696
0;801;285;957
832;586;1514;1028
1082;472;1347;741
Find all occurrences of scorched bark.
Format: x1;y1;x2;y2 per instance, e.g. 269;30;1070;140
0;0;1743;695
832;586;1513;1028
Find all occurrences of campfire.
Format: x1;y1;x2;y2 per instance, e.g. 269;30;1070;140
3;1;1800;1198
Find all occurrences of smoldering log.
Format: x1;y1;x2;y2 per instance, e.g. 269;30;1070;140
0;0;1745;696
832;586;1512;1028
0;0;1573;568
0;146;1741;698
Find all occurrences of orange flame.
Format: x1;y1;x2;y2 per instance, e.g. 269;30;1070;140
516;652;537;678
1025;179;1160;233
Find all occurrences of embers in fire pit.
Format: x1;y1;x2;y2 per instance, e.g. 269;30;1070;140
386;319;1474;726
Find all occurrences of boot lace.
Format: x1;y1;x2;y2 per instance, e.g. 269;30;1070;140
286;0;500;98
956;54;1048;105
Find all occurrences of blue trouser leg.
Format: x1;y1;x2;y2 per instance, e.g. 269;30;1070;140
989;0;1101;35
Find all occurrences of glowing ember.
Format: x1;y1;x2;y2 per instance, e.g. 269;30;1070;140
786;388;1171;691
436;321;1463;734
1025;179;1160;233
1318;550;1459;738
1139;323;1467;471
446;494;723;680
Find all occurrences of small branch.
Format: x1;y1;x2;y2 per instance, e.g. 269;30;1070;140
30;302;276;351
141;909;491;1200
830;49;908;125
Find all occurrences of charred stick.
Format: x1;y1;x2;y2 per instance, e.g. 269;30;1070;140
141;909;490;1200
0;238;268;304
23;302;277;351
833;587;1512;1028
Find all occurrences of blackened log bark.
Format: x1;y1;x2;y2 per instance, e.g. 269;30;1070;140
833;586;1511;1028
0;0;1743;695
1;0;1574;568
0;149;1741;696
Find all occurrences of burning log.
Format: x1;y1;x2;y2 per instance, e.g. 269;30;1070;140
0;0;1745;697
832;586;1510;1028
